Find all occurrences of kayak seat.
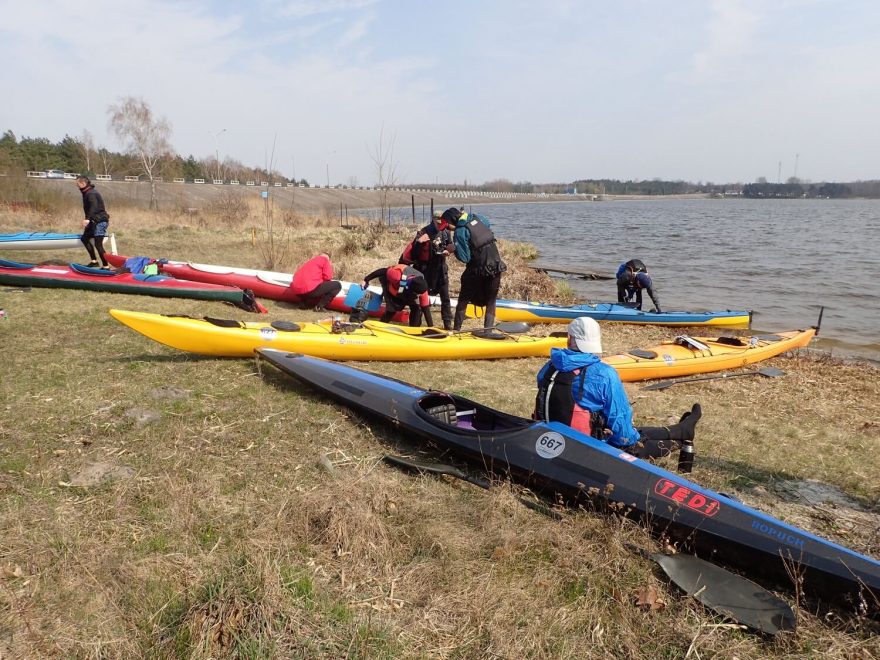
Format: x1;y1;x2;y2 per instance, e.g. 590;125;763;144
715;336;747;346
628;349;658;359
420;329;448;339
204;317;246;329
426;403;457;426
270;321;301;332
419;392;460;427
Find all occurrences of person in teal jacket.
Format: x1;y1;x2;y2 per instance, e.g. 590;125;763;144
441;207;507;331
535;317;701;460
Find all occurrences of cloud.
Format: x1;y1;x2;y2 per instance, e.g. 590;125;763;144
689;0;761;81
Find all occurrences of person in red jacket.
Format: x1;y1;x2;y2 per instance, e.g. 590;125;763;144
362;262;434;327
290;253;342;311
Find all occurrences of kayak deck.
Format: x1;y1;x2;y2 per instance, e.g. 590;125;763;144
109;309;568;360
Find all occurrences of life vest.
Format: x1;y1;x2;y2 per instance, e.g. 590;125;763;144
534;365;605;439
386;264;424;297
403;232;431;264
460;213;495;250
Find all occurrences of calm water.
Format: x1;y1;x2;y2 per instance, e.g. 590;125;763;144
457;199;879;360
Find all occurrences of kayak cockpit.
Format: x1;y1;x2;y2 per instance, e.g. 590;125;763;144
415;392;531;434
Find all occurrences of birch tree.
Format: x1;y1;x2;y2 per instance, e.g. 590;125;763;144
370;125;398;224
107;97;172;209
79;129;95;174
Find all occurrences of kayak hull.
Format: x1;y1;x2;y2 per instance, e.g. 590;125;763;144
468;300;751;327
256;349;880;608
109;309;568;360
0;259;245;304
0;232;83;250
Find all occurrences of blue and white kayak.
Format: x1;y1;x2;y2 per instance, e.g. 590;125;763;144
468;299;752;328
0;232;83;250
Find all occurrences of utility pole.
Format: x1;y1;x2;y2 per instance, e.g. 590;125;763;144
777;161;782;184
210;128;226;181
793;153;799;180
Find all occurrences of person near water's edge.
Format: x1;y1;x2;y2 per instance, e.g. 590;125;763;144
443;207;507;331
401;209;454;329
76;175;111;269
362;262;434;327
616;259;661;312
534;317;701;462
290;253;343;311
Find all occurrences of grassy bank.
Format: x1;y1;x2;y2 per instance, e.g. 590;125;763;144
0;207;878;657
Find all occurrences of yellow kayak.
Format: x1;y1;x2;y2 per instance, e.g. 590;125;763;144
605;328;816;382
109;309;568;360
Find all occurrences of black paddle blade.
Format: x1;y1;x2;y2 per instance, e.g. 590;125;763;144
382;455;491;489
642;367;785;391
651;553;796;635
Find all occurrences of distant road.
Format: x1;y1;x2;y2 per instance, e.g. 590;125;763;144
17;176;702;214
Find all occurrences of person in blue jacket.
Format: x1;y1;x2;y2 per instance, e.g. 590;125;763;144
616;259;661;312
534;317;700;460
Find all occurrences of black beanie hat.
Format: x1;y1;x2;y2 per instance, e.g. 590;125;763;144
441;207;461;224
409;276;428;294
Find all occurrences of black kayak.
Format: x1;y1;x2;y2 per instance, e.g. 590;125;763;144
256;349;880;611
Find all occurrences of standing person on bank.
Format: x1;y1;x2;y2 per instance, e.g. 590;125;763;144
290;253;343;311
362;261;434;327
616;259;661;312
76;176;111;269
401;209;454;329
534;317;701;463
443;207;507;331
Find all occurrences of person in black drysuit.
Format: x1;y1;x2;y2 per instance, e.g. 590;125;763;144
616;259;661;312
362;262;435;327
401;209;454;329
76;175;111;269
444;207;507;331
534;317;701;463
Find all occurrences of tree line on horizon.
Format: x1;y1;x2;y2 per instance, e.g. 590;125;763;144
0;129;305;189
1;127;877;199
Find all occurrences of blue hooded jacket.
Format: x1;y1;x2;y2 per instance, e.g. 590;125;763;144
536;348;641;447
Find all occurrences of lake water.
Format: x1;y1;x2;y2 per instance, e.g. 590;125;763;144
447;198;879;361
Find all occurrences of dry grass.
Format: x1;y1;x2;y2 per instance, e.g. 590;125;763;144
0;205;879;658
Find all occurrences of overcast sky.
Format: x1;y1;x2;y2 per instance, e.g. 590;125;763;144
2;0;878;186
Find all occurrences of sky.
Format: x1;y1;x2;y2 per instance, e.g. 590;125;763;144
2;0;879;187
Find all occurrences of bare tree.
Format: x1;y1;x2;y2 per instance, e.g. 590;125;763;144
257;136;290;270
97;147;112;177
78;130;95;174
107;97;173;209
369;125;399;224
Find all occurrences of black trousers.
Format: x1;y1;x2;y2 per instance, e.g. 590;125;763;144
302;280;342;309
453;271;502;330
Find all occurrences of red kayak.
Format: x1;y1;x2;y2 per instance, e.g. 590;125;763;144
0;258;253;307
106;254;407;321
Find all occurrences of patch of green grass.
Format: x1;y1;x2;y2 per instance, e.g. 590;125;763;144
195;522;220;549
0;454;30;473
328;602;353;623
348;621;400;659
559;577;588;604
139;534;171;554
280;566;315;604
